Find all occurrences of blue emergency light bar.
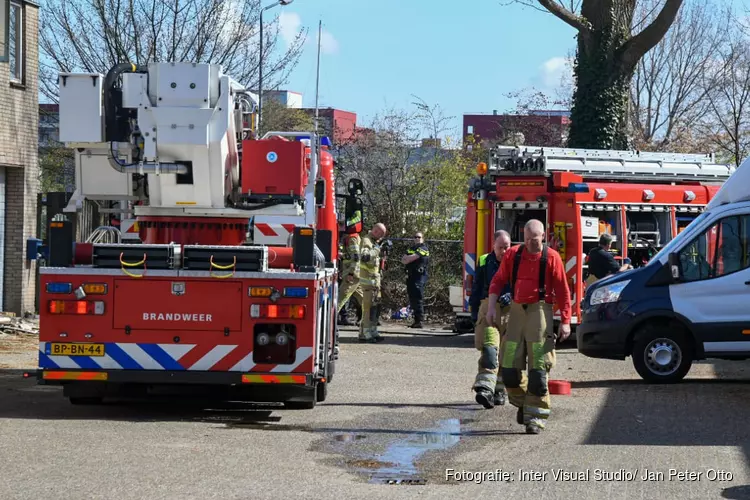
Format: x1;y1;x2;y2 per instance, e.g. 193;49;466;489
46;282;73;294
283;287;309;298
567;183;590;193
295;136;332;147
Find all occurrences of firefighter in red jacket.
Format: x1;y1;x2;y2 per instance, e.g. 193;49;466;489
485;219;571;434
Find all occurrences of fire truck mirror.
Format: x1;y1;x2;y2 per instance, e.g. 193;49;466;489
347;178;364;197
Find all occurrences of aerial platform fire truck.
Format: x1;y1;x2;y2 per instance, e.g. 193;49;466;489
450;145;736;334
31;61;364;408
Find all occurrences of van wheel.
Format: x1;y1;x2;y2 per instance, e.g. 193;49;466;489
631;324;693;384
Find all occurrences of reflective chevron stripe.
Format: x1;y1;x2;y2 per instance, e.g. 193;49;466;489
38;342;314;373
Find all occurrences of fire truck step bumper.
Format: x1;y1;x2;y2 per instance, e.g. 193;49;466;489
32;369;320;403
33;369;315;386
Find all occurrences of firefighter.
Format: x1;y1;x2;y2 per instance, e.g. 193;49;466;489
359;222;387;343
469;230;524;409
585;233;632;286
337;210;364;323
485;219;571;434
401;232;429;328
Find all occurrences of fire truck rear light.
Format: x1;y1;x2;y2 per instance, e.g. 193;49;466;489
48;300;106;315
283;287;308;298
249;287;273;297
46;282;73;294
567;183;590;193
82;283;107;295
250;304;306;319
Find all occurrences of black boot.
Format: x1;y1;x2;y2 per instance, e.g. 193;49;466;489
493;390;506;406
525;423;542;434
516;406;524;425
474;389;494;409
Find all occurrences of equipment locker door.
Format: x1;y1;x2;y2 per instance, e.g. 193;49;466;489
668;208;750;353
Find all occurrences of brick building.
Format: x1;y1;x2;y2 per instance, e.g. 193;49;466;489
0;0;40;315
302;108;357;145
463;110;571;147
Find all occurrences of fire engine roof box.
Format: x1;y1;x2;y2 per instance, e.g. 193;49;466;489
242;140;308;199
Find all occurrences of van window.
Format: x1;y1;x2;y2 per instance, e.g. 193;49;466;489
677;214;750;282
648;210;710;265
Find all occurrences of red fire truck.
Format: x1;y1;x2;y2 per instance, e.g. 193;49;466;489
31;62;363;408
451;145;736;334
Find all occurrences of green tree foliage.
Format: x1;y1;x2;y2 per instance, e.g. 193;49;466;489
39;145;74;193
259;98;315;135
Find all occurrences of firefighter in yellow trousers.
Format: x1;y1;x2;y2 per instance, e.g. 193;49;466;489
485;220;571;434
337;210;364;319
359;223;387;343
470;230;526;408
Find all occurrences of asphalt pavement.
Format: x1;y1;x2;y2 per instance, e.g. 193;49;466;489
1;326;749;500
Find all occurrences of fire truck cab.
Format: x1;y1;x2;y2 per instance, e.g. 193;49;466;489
452;145;736;335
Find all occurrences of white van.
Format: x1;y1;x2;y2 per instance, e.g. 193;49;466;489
577;156;750;383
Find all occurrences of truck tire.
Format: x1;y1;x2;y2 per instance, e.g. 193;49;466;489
631;324;693;384
316;381;328;402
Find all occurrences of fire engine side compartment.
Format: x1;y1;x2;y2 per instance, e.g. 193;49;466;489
36;268;335;404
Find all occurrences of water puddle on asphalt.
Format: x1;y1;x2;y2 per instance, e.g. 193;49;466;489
349;418;462;484
227;415;472;485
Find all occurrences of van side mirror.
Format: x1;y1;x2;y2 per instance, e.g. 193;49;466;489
668;252;681;281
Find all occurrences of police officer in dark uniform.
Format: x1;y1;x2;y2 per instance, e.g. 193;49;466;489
401;232;430;328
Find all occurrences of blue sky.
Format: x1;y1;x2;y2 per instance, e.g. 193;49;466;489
274;0;579;138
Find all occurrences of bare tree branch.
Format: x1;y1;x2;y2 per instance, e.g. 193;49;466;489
536;0;588;31
39;0;308;102
619;0;685;72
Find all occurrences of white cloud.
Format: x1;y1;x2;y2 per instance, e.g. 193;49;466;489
539;56;573;88
318;30;339;55
278;11;339;55
278;11;302;47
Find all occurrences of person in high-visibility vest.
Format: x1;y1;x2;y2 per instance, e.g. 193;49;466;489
469;230;519;409
485;219;571;434
337;209;364;322
359;222;387;342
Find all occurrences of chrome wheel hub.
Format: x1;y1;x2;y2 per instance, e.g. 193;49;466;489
644;338;681;376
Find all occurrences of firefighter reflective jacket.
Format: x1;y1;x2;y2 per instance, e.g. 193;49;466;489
341;233;361;278
359;232;381;288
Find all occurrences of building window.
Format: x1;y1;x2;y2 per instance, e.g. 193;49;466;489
9;1;23;83
467;125;474;134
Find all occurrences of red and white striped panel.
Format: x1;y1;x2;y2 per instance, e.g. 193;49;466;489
553;255;579;324
181;345;314;372
254;223;297;245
